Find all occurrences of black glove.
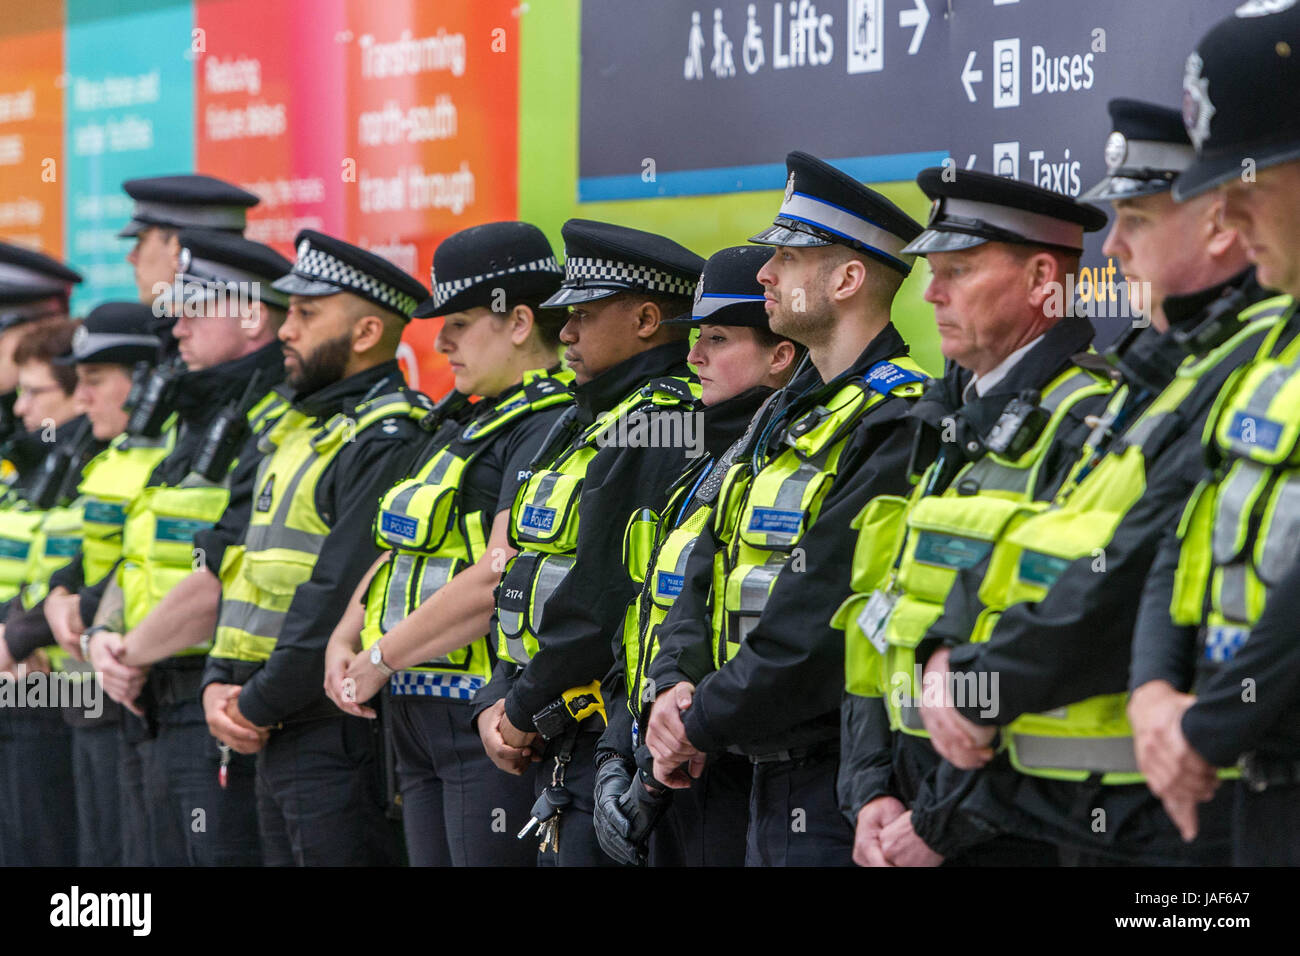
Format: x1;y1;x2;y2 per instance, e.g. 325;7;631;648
594;756;640;866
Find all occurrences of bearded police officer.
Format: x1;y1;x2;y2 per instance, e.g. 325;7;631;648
837;168;1115;867
477;219;703;866
911;99;1270;866
85;230;292;867
1132;3;1300;864
201;231;432;866
645;151;930;866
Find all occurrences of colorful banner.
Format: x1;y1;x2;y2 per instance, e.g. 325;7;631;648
63;0;195;310
0;7;65;259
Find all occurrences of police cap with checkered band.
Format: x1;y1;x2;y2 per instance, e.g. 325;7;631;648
664;245;778;330
412;221;563;318
750;151;924;276
1174;0;1300;200
905;167;1108;255
118;174;260;238
273;230;429;320
1081;99;1196;202
540;219;705;309
0;241;82;331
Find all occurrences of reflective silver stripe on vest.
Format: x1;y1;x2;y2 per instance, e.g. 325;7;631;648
419;448;457;486
382;553;418;633
528;471;561;510
1217;563;1251;625
1256;473;1300;587
219;599;288;640
1010;733;1139;775
503;553;575;664
1212;461;1266;565
1120;409;1170;451
736;561;782;642
960;369;1100;494
243;523;328;556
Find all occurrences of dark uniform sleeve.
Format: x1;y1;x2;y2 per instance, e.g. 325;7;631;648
48;549;85;594
1181;553;1300;767
236;418;423;727
909;762;1007;859
470;659;518;728
502;410;691;732
78;572;112;628
838;690;899;822
4;600;52;661
1130;521;1200;692
193;426;264;574
680;408;917;753
946;428;1206;723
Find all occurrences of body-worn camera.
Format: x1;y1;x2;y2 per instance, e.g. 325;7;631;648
983;391;1048;459
125;357;185;438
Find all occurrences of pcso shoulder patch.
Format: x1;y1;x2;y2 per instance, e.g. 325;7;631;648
520;503;556;532
863;361;927;395
380;510;418;540
747;507;802;535
256;474;275;512
655;570;685;599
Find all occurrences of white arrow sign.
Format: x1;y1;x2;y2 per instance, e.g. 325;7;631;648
899;0;930;55
961;50;983;102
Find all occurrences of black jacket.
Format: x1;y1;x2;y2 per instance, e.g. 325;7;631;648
202;360;430;727
474;342;699;734
649;323;922;755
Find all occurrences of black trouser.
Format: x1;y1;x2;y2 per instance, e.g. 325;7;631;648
746;747;855;866
118;715;154;866
256;713;402;866
0;704;77;866
390;692;537;866
534;728;623;867
1232;780;1300;865
649;751;750;867
135;697;261;866
69;718;124;866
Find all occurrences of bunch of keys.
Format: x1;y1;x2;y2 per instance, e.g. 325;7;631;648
517;785;571;853
217;744;231;790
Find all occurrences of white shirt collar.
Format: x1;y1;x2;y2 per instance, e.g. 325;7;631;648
963;336;1044;402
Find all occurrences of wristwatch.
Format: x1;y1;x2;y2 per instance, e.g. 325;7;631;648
80;624;111;661
370;643;395;677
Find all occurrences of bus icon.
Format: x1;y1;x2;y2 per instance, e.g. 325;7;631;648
992;39;1020;109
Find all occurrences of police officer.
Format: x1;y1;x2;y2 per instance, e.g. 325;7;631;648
0;317;101;866
645;151;930;866
0;243;82;485
201;230;432;866
476;218;703;866
594;244;801;866
85;230;292;866
1131;4;1300;864
119;173;260;305
836;168;1113;867
319;221;572;866
0;303;160;866
911;99;1271;866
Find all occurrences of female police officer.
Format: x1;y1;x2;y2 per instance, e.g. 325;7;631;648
593;245;801;866
322;221;573;865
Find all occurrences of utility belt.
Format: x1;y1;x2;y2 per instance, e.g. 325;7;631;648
147;657;207;708
727;735;839;766
531;679;606;740
1238;751;1300;792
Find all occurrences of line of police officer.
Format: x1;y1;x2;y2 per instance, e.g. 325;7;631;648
3;3;1299;868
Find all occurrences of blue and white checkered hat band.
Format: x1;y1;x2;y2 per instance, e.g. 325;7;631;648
693;293;766;320
778;192;915;270
431;255;561;310
292;239;419;316
562;256;697;296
